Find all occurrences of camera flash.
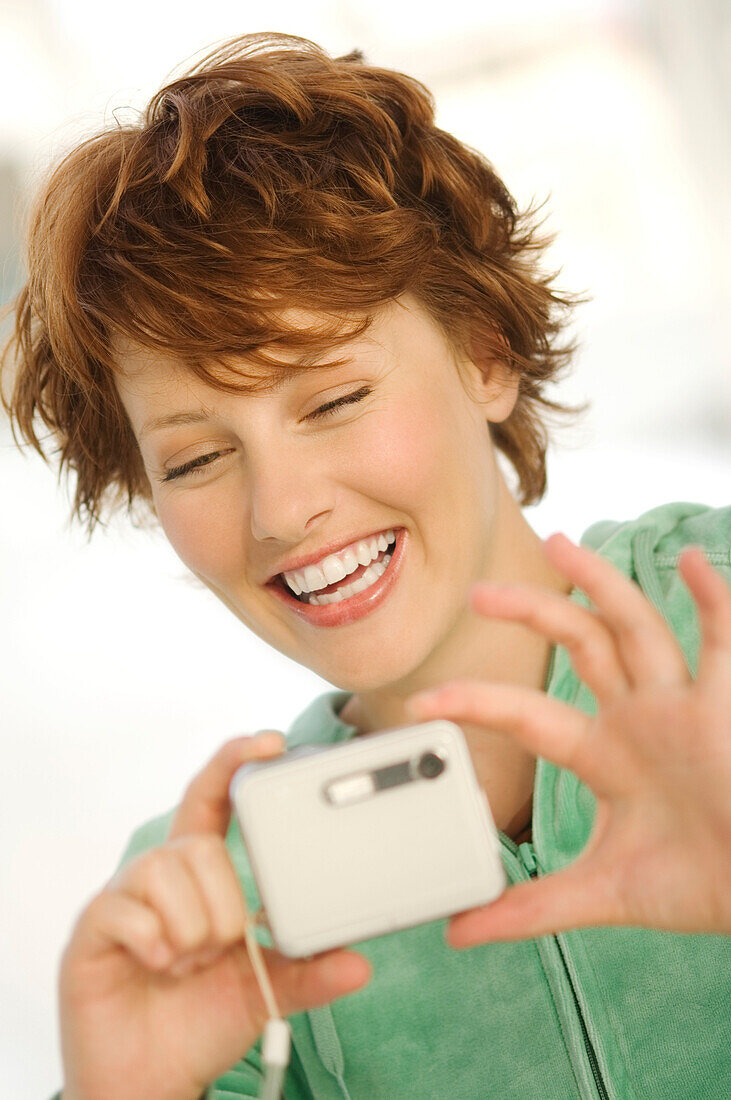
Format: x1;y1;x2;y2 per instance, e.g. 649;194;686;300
324;771;375;805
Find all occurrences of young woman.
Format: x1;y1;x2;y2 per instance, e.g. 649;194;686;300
3;32;729;1100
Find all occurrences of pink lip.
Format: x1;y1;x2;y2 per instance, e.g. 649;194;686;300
265;526;398;583
266;528;408;628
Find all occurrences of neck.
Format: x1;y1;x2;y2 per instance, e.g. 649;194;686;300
339;478;572;843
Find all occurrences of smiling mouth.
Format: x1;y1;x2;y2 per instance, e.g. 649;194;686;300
273;531;399;606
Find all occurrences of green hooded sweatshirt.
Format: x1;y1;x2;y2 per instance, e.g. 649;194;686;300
53;501;731;1099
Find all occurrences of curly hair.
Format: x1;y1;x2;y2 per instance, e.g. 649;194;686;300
1;31;586;535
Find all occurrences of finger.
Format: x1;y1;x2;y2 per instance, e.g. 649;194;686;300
543;533;691;689
405;680;608;790
167;944;227;978
169;730;286;840
114;847;212;955
677;547;731;686
468;582;630;706
72;890;174;970
445;858;624;945
238;944;373;1036
170;833;249;945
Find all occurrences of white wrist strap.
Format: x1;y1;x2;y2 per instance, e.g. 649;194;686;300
243;908;291;1100
259;1018;292;1100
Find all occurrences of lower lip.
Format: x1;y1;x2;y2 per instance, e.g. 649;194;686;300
266;528;408;628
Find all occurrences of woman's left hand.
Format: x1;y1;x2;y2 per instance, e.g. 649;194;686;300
405;534;731;945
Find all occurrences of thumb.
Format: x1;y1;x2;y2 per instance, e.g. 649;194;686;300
445;859;622;946
236;944;374;1035
169;731;286;840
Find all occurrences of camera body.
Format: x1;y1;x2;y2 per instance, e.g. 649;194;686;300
230;720;506;957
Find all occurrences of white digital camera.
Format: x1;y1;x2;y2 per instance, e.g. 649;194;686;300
230;720;506;957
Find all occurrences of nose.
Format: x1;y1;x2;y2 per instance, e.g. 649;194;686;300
247;443;334;546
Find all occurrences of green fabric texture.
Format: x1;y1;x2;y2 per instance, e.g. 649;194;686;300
55;501;731;1099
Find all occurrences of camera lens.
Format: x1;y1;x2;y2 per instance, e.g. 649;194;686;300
417;751;446;780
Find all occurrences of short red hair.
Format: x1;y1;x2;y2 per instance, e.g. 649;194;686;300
2;32;585;534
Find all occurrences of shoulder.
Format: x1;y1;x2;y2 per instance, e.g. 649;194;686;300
117;806;177;868
579;501;730;677
580;500;731;563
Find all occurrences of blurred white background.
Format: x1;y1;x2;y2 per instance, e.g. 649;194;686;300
1;1;729;1095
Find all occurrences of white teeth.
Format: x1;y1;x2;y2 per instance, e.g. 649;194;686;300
284;529;396;595
356;541;373;567
322;556;348;585
308;555;391;605
360;562;379;589
341;548;359;574
303;563;326;591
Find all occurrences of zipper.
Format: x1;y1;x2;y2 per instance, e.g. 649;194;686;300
519;845;610;1100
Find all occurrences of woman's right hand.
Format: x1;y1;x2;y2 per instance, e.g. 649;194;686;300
59;732;373;1100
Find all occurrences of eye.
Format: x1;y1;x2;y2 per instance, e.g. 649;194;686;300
307;386;372;420
159;450;230;483
159;387;373;483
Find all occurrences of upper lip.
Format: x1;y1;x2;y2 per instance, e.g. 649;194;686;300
264;527;400;585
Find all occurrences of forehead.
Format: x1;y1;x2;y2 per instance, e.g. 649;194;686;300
111;297;457;442
114;297;415;378
112;293;445;400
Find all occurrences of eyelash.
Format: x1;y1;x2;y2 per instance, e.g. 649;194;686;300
159;386;373;483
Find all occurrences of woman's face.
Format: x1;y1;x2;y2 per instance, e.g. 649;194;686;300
115;294;518;691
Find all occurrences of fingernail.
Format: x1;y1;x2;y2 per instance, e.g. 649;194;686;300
254;731;285;751
547;532;576;547
321;952;371;986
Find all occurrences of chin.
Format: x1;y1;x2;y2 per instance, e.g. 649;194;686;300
316;645;427;696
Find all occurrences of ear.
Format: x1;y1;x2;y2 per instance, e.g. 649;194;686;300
459;330;520;424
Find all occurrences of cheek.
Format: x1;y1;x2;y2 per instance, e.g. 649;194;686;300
158;490;245;581
365;392;473;508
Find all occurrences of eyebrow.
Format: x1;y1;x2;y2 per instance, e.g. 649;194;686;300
139;410;214;439
138;357;358;439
